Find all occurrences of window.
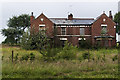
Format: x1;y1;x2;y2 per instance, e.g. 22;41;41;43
60;38;67;47
61;27;66;35
39;24;45;31
80;28;85;35
101;25;107;34
103;18;106;22
41;18;43;21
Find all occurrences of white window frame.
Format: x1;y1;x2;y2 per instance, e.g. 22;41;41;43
40;18;44;21
103;18;106;22
61;27;66;35
39;24;45;31
78;38;86;40
60;38;67;40
101;24;107;34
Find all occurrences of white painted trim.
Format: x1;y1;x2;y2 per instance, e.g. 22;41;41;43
114;26;116;28
101;24;107;26
103;18;106;22
78;38;86;40
56;35;91;37
61;26;66;27
56;25;91;27
40;18;44;21
60;38;67;40
80;25;86;27
39;24;45;26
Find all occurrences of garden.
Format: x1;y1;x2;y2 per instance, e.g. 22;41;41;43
1;43;119;78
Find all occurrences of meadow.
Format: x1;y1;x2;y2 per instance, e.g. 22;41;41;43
1;45;119;78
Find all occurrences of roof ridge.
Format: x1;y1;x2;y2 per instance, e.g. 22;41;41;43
49;18;94;20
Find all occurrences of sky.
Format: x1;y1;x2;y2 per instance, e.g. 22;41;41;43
0;0;119;43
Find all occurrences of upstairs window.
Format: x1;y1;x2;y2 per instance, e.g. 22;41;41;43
80;28;85;35
39;24;45;31
103;18;106;22
40;18;44;21
61;27;66;35
101;24;107;35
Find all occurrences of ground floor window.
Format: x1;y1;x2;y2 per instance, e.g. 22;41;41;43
95;39;113;47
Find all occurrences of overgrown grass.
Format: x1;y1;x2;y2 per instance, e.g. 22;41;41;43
1;45;119;78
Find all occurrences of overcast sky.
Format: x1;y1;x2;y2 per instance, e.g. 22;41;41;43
0;0;119;43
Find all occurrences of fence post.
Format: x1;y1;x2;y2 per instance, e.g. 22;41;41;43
12;50;14;62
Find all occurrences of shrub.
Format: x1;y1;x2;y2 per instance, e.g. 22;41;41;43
20;54;30;61
29;53;35;61
21;29;49;50
56;41;77;60
112;55;118;61
40;48;60;61
79;37;91;49
102;54;106;62
82;52;91;60
2;56;4;60
15;53;19;61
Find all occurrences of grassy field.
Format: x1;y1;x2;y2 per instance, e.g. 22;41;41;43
1;45;119;78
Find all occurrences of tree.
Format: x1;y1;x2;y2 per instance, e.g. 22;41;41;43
21;29;49;50
2;28;22;44
1;14;30;45
114;12;120;34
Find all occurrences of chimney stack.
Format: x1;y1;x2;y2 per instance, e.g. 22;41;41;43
109;11;113;20
31;12;33;16
68;13;73;20
30;12;34;24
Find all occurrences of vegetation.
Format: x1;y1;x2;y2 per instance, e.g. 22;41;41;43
1;45;119;78
1;13;119;79
21;29;49;50
114;12;120;34
1;14;30;45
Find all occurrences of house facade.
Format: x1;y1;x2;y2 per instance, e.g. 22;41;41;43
30;11;116;47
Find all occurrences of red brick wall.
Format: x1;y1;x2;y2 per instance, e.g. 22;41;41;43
57;27;91;35
91;13;116;46
30;13;116;47
30;13;54;37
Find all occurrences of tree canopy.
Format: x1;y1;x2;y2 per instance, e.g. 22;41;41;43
114;12;120;34
21;29;49;50
1;14;30;45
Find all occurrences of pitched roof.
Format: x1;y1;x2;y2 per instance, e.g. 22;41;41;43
49;18;95;25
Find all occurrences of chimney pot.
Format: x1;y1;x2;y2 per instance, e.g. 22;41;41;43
31;12;33;16
68;13;73;20
109;11;113;20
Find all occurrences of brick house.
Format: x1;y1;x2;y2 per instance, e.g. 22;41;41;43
30;11;116;47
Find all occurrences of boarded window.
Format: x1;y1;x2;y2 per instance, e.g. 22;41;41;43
61;27;66;35
80;28;85;35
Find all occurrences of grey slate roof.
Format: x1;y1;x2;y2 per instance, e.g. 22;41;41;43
49;18;95;25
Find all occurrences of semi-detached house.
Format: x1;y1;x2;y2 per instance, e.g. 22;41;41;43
30;11;116;47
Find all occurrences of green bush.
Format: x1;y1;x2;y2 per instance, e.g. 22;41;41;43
15;53;19;61
21;29;49;50
20;53;36;61
82;52;91;60
30;53;35;61
102;54;106;62
20;54;30;61
41;48;60;61
57;41;77;60
2;56;4;60
112;55;118;61
79;37;91;49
